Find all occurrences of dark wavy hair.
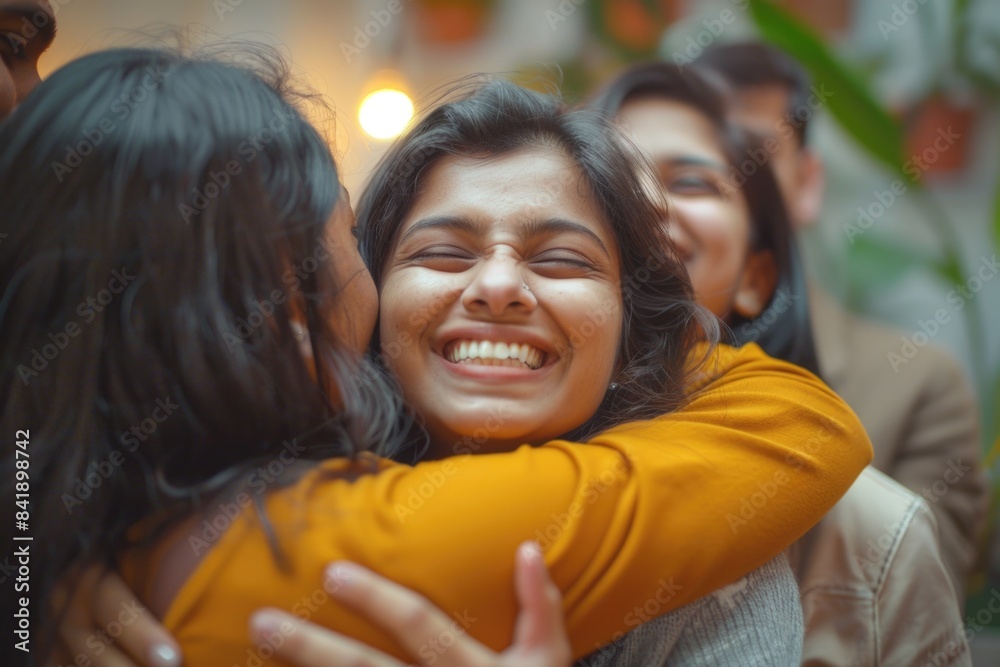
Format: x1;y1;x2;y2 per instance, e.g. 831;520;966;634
356;77;716;446
0;45;402;653
694;42;814;146
590;62;819;375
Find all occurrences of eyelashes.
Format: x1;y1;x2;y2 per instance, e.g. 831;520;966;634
402;247;598;276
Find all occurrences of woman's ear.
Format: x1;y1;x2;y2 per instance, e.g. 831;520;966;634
288;297;317;380
790;149;825;229
732;249;778;319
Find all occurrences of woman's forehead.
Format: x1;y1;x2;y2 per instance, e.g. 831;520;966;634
409;149;601;220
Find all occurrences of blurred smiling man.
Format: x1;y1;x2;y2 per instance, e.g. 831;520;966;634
0;0;56;118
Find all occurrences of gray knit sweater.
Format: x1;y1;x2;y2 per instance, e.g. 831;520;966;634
575;555;803;666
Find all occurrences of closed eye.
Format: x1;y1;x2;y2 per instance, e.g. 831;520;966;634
667;174;723;196
407;247;476;272
529;251;597;277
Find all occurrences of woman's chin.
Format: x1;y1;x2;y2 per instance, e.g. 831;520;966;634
424;409;572;457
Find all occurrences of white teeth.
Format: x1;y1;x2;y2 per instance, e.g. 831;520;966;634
445;339;546;369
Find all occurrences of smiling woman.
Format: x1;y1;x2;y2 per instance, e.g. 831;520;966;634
380;148;624;452
592;62;818;373
358;78;709;461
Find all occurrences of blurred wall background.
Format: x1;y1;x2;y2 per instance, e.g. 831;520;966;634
38;0;1000;659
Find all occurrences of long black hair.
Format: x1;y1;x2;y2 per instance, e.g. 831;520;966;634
0;45;402;652
356;77;717;445
590;62;820;375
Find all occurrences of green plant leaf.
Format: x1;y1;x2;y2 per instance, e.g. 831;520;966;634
747;0;908;179
844;235;927;297
845;233;961;286
993;168;1000;258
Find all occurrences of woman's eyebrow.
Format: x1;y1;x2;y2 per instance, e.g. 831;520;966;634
515;218;610;259
399;215;611;259
398;216;483;244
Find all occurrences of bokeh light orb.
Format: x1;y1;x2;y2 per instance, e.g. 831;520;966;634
358;89;414;140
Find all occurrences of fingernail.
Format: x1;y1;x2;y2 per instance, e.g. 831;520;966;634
251;609;285;636
150;644;180;667
326;563;357;590
520;541;542;561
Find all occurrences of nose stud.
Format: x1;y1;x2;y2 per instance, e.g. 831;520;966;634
522;283;531;292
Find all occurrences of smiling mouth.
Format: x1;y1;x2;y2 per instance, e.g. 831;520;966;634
443;339;547;370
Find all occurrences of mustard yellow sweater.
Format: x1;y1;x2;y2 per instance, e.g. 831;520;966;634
122;343;871;663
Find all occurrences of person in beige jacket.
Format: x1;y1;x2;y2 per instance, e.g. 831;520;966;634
695;43;988;605
791;467;970;665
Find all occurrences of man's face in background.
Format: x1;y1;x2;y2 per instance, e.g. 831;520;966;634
0;0;55;118
727;82;825;230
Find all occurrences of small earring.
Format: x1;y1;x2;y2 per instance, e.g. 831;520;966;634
608;382;620;391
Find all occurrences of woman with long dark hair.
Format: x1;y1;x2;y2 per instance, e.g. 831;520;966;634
591;62;818;374
2;47;869;666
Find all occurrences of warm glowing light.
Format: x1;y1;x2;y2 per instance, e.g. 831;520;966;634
358;89;414;140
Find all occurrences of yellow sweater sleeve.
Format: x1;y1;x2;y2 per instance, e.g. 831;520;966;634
141;343;871;664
